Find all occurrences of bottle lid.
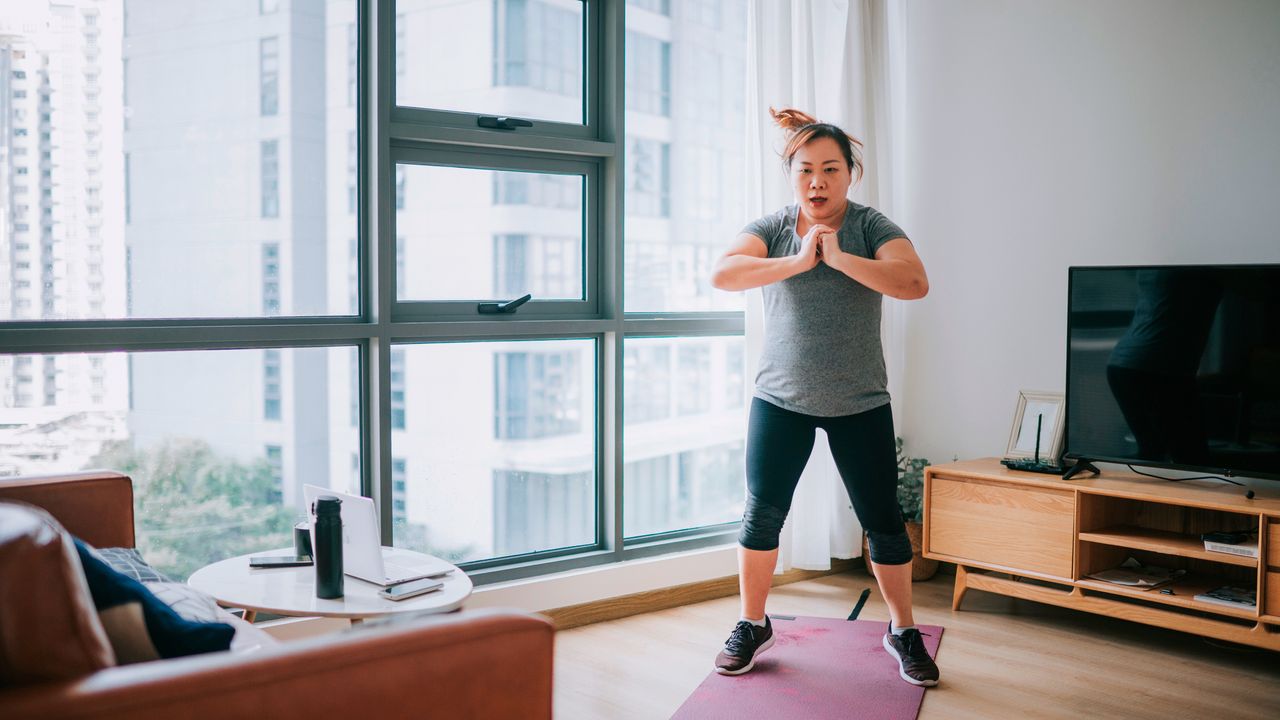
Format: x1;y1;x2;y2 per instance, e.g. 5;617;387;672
314;496;342;515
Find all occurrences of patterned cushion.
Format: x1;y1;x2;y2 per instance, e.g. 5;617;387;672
93;547;173;584
147;582;223;624
74;538;234;664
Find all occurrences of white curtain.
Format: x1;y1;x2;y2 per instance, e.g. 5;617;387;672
743;0;909;572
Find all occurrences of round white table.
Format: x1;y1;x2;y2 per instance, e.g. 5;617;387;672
188;547;472;623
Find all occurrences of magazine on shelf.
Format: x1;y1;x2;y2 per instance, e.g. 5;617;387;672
1086;557;1185;589
1202;535;1259;559
1193;585;1256;609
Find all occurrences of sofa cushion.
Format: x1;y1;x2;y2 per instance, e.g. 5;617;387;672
0;501;116;686
74;538;235;664
93;547;174;584
88;548;233;627
146;582;223;623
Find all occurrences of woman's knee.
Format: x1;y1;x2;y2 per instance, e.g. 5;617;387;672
866;528;914;565
737;494;789;551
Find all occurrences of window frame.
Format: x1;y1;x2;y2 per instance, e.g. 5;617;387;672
0;0;747;589
390;0;600;141
390;144;601;320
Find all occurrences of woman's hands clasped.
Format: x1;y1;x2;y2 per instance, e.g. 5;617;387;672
817;230;844;265
794;224;842;273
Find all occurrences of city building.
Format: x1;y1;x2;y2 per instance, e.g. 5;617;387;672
1;0;750;572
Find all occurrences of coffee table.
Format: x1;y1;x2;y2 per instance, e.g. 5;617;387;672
188;546;472;624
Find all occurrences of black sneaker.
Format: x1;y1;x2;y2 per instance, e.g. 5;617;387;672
714;617;775;675
882;627;939;687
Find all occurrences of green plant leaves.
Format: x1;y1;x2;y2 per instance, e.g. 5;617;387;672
895;436;929;524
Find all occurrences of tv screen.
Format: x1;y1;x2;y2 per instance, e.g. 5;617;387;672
1066;265;1280;480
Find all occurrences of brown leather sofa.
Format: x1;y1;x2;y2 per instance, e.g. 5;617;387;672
0;471;554;720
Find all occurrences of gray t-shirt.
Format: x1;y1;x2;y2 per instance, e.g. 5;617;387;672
742;202;908;417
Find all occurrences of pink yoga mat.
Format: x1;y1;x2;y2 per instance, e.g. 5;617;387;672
671;616;943;720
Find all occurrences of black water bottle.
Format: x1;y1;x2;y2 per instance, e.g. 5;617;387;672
313;496;344;599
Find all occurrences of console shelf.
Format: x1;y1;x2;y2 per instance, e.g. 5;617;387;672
1074;575;1259;620
1077;526;1259;568
924;459;1280;651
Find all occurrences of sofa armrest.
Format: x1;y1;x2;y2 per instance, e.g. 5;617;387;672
0;472;134;549
0;608;554;720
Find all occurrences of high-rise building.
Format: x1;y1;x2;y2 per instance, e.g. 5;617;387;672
1;0;749;570
122;0;333;508
0;1;127;475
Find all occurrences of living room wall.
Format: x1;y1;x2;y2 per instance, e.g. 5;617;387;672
898;0;1280;465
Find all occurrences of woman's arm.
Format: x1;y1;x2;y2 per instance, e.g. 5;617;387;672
711;229;824;292
819;235;929;300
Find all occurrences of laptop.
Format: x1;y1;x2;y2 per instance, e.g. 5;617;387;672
302;484;453;587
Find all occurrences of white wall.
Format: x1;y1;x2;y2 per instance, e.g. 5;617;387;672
900;0;1280;464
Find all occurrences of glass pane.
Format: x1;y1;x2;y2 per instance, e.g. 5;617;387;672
392;340;596;562
0;347;358;581
624;1;748;312
623;336;745;538
396;0;584;125
398;165;585;302
0;1;355;320
626;0;670;17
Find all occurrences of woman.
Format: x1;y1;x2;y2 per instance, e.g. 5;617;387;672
708;108;937;687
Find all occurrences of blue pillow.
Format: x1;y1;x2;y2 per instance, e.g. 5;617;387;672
74;539;234;663
95;546;174;584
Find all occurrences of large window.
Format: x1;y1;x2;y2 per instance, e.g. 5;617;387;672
495;469;593;556
389;348;406;431
626;138;670;218
397;165;587;306
0;4;354;321
262;243;280;315
623;336;745;538
397;0;584;125
623;3;747;313
260;36;278;116
3;0;751;587
625;32;670;117
0;347;355;582
495;0;582;99
392;340;595;565
263;349;282;421
494;348;583;440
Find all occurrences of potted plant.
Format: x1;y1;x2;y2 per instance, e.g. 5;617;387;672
862;437;939;581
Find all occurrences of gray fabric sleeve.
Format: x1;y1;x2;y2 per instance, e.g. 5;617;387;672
740;211;785;254
863;208;909;256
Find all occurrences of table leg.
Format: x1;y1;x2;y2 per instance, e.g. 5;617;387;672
242;609;257;624
952;565;969;611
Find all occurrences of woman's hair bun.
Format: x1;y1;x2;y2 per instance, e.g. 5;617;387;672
769;106;818;133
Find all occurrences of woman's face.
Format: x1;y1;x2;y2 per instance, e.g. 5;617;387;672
790;136;852;223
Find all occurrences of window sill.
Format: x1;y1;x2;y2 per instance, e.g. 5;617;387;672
467;542;740;613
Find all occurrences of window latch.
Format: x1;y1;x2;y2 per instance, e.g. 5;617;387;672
478;116;533;131
478;293;532;314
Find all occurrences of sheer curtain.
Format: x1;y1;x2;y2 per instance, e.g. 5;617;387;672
743;0;909;572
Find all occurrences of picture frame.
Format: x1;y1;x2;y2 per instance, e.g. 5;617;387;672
1005;390;1065;461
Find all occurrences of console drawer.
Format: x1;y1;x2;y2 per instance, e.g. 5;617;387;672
926;476;1074;579
1267;573;1280;617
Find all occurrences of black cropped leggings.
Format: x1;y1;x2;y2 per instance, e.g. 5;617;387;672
738;397;913;565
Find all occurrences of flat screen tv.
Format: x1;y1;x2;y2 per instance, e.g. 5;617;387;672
1065;265;1280;481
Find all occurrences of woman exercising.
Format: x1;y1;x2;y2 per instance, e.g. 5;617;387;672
708;107;937;687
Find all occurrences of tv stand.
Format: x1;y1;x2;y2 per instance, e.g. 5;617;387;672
923;458;1280;651
1062;458;1100;481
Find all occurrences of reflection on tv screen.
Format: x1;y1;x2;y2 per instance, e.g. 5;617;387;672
1067;266;1280;478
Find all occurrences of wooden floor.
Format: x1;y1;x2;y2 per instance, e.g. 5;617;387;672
554;569;1280;719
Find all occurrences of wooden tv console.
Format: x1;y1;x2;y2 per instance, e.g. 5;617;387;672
923;458;1280;651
